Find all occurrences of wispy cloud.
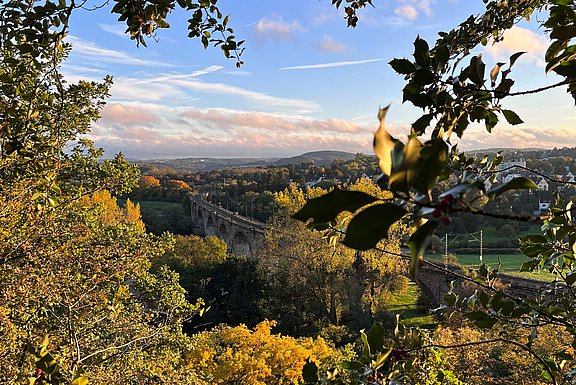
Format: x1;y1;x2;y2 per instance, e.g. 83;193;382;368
66;36;176;67
98;23;128;38
280;58;383;71
169;79;320;113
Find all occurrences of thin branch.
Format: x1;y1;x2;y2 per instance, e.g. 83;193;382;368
482;164;576;186
78;328;162;364
413;338;559;385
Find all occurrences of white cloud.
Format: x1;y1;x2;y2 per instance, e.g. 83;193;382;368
280;58;383;71
253;17;304;41
394;6;418;21
98;23;128;38
319;34;347;53
393;0;432;21
66;36;175;67
484;26;549;66
90;106;376;158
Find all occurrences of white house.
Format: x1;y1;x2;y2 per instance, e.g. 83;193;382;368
537;178;549;191
503;173;522;184
498;159;526;171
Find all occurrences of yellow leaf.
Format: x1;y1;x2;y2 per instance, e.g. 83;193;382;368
373;106;397;176
72;375;89;385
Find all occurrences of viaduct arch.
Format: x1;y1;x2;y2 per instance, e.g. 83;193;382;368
189;194;266;257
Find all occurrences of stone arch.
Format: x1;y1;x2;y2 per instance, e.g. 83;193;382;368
218;223;229;243
206;215;217;236
192;206;205;236
231;230;252;256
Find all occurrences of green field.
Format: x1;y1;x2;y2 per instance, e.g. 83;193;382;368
429;253;557;280
386;282;438;328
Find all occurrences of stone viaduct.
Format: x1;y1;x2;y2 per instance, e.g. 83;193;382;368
189;194;266;256
415;261;548;305
190;195;548;303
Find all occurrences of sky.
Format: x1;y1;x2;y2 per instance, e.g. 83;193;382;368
62;0;576;159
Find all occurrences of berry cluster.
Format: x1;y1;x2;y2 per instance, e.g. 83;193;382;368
432;194;454;226
389;348;411;361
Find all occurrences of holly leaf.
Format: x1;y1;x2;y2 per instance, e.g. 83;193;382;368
343;203;406;250
389;58;416;75
293;188;378;228
302;359;319;383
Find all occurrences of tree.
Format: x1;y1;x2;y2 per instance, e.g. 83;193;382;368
186;320;344;385
138;175;161;189
0;3;206;383
262;181;405;338
296;1;576;384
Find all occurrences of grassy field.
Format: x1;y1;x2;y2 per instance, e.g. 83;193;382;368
386;282;438;328
429;253;558;280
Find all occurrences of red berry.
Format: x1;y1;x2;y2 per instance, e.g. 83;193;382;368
443;217;451;226
36;368;45;377
432;208;442;218
444;194;454;203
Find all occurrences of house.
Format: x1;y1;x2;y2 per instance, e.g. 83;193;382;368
537;178;549;191
537;191;553;214
498;159;527;171
503;173;522;184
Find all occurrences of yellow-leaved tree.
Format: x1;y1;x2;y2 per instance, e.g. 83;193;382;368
186;320;345;385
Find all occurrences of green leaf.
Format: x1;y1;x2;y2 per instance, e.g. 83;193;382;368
487;177;538;198
407;220;438;278
509;51;526;69
502;109;523;125
389;58;416;75
484;111;498;133
520;259;540;272
389;137;422;193
475;316;498;329
411;114;434;135
413;36;430;68
341;360;365;370
293;188;378;228
302;359;319;383
465;311;487;321
367;322;385;353
360;329;371;357
566;272;576;285
434;44;450;72
343;203;406;250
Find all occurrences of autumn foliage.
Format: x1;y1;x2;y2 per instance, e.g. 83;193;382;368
138;175;161;189
186;320;342;385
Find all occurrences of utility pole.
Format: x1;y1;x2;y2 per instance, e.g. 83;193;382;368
480;229;483;264
444;233;448;259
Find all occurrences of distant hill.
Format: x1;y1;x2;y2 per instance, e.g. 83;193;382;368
135;150;358;171
272;151;356;166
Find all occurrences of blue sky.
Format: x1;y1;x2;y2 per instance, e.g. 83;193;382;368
62;0;576;159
